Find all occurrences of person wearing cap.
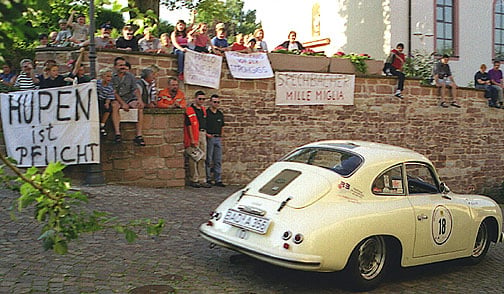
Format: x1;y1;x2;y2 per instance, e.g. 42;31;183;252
67;11;90;46
14;59;39;90
55;18;72;46
116;25;139;51
433;54;460;108
96;23;116;49
211;27;229;56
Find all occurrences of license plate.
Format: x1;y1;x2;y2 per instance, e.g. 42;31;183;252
223;209;271;234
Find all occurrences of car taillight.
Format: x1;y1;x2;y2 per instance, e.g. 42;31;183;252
206;221;213;226
293;233;304;244
283;243;290;249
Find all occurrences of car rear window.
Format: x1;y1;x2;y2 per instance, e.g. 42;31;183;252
282;147;362;176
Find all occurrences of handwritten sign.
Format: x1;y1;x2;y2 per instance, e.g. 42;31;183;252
184;50;222;89
275;72;355;105
0;82;100;167
224;52;274;79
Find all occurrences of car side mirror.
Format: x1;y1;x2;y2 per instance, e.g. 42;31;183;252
440;182;450;194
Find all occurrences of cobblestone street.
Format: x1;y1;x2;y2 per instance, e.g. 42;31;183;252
1;185;503;293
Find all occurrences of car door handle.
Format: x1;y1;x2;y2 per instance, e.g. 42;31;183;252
417;214;428;221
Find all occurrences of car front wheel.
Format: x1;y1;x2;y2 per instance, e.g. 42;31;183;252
344;235;387;291
466;221;490;265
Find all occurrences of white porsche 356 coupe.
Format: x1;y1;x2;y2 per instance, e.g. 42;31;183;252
200;141;503;290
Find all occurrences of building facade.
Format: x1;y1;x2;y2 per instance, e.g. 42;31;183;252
259;0;499;86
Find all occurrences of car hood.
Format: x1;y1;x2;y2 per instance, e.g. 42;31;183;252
243;161;335;209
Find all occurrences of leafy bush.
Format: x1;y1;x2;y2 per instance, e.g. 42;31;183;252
332;52;372;74
404;49;436;85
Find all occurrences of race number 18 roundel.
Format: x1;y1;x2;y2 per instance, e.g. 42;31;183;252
431;205;453;245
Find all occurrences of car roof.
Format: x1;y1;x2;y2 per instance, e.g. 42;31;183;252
300;140;432;166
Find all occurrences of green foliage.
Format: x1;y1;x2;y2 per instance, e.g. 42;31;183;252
0;155;165;255
161;0;200;10
332;52;371;74
404;49;435;85
96;8;125;31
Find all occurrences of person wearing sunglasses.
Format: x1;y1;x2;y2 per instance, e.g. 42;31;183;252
116;25;139;52
14;59;39;90
205;94;225;187
184;90;211;188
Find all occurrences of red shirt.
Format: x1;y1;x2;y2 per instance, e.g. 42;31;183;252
391;49;405;71
231;43;247;51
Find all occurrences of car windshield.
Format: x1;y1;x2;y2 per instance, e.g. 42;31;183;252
282;147;362;176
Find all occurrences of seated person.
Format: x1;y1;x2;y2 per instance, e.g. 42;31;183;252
277;31;305;52
67;11;90;46
95;23;115;49
54;19;72;47
116;25;139;51
37;33;49;48
14;59;39;90
211;27;230;55
1;61;18;87
188;22;211;53
138;27;162;53
66;48;91;84
231;33;248;52
157;77;186;109
474;64;498;107
247;38;257;52
158;33;173;54
38;64;67;89
433;54;459;108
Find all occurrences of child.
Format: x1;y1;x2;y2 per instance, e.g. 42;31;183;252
188;22;211;53
97;67;121;142
55;19;72;47
211;27;229;56
231;33;248;52
67;11;90;46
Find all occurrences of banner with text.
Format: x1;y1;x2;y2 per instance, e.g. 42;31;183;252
184;50;222;89
224;52;274;79
275;72;355;105
0;82;100;167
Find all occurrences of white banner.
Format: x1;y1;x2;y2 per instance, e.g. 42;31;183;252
275;72;355;105
184;50;222;89
224;52;274;79
0;82;100;167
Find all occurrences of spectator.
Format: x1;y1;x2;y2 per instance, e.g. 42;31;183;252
171;20;189;81
157;76;186;109
278;31;305;51
386;43;406;99
49;31;58;44
38;64;66;89
206;94;225;187
184;90;211;188
475;64;498;107
211;27;230;56
37;33;49;48
488;60;504;108
111;57;145;145
159;33;173;54
38;60;57;82
96;67;120;139
148;64;160;106
138;27;162;53
253;28;268;52
67;11;90;46
55;19;72;46
1;61;18;87
95;23;115;49
247;38;257;52
66;47;91;84
231;33;248;52
137;67;157;108
188;22;211;53
116;25;139;51
433;54;460;108
14;59;38;90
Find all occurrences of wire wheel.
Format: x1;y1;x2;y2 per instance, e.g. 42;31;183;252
472;222;489;258
357;236;386;280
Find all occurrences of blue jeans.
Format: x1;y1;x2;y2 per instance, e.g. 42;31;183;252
206;136;222;182
174;48;185;74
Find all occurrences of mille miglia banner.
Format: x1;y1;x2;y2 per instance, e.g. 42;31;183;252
0;82;100;167
275;71;355;105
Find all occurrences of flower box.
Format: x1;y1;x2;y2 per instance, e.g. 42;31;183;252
328;58;355;74
365;60;384;75
268;53;330;72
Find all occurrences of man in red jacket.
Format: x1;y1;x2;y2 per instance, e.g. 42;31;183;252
184;91;212;188
388;43;406;99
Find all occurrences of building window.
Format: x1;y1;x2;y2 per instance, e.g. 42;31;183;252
436;0;455;55
495;1;504;59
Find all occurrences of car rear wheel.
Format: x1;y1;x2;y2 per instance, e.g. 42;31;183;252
344;236;387;291
466;221;490;265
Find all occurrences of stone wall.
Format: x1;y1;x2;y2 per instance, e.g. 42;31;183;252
22;48;504;192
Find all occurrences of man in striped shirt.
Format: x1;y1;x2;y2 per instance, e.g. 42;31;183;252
14;59;39;90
